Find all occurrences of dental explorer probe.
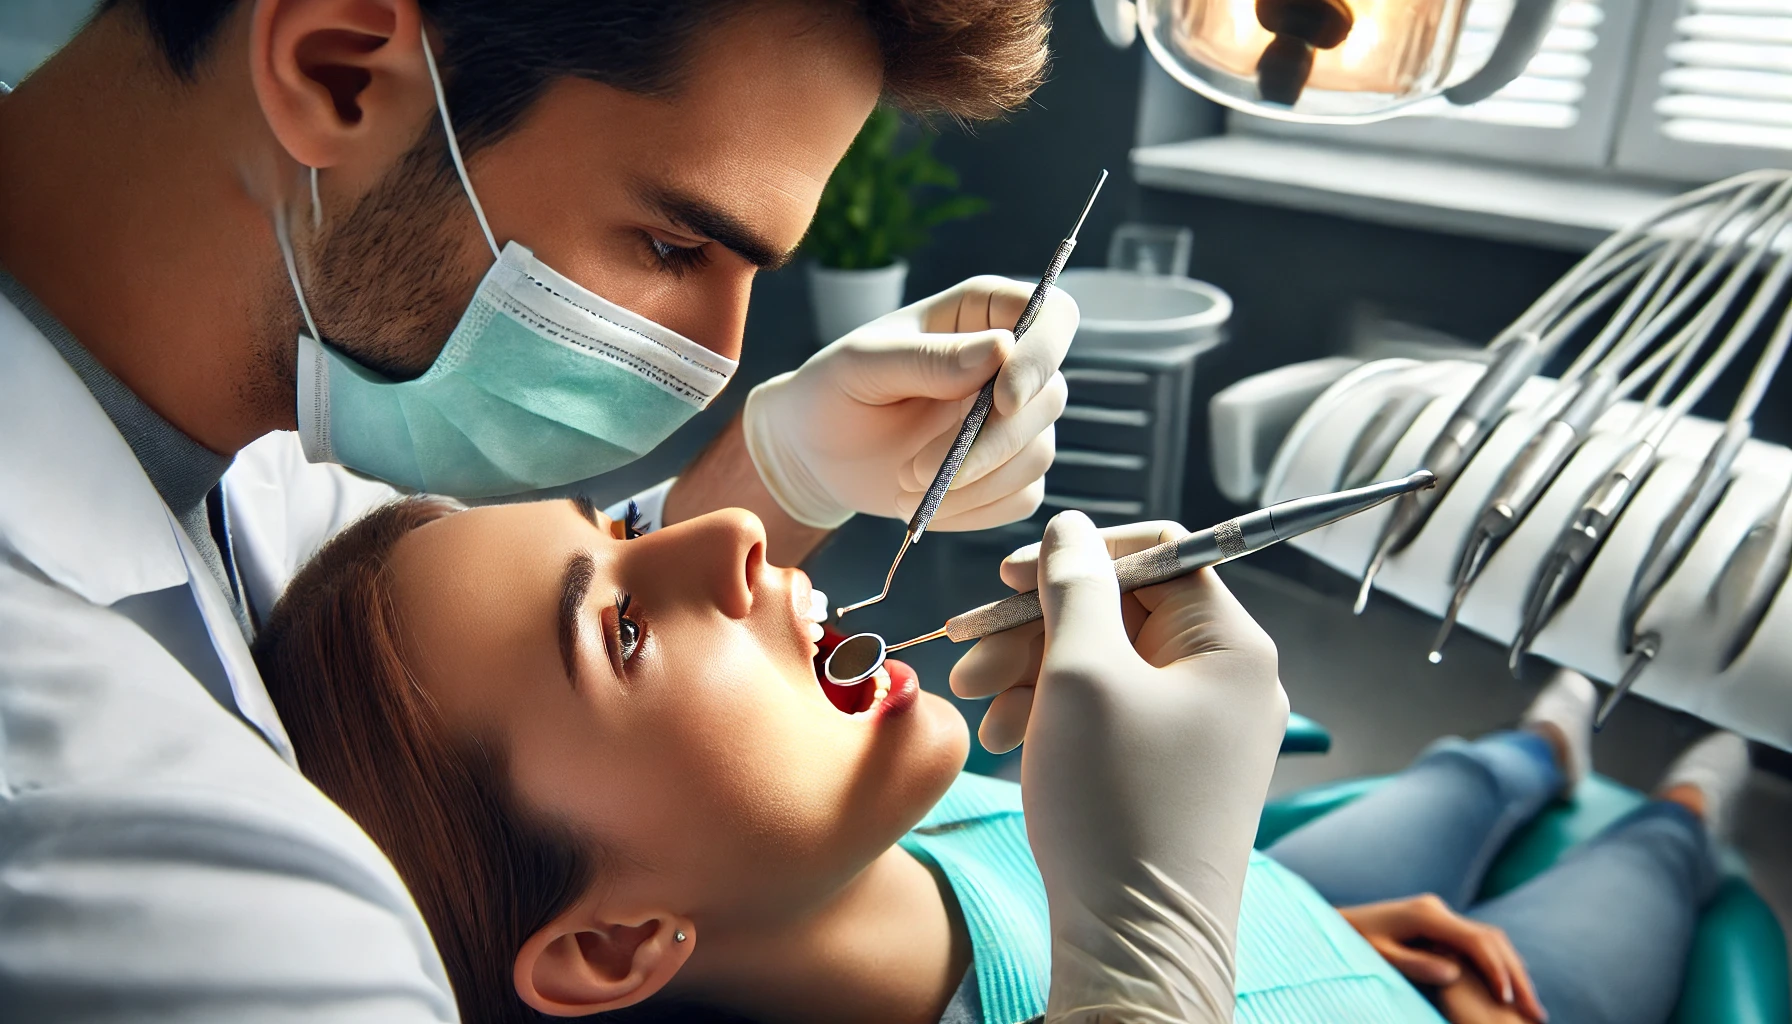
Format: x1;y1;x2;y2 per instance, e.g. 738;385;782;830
1353;173;1782;617
835;170;1109;621
823;470;1437;686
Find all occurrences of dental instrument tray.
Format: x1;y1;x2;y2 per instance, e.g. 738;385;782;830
1224;170;1792;751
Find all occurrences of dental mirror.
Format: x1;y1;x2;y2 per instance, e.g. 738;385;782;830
824;633;888;686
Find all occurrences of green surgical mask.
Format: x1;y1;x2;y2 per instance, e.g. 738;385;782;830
278;28;736;498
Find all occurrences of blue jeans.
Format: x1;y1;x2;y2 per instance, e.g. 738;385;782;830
1265;733;1721;1024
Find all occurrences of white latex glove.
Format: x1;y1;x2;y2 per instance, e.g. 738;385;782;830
952;513;1289;1023
742;275;1075;529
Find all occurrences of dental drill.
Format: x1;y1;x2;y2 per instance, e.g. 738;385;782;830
1511;198;1792;675
835;170;1110;621
1598;272;1792;728
1352;171;1790;618
1426;177;1792;665
823;470;1436;686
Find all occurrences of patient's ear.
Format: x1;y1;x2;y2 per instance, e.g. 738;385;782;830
514;904;696;1016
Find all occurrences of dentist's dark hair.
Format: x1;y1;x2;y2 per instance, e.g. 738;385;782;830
255;497;747;1023
103;0;1053;143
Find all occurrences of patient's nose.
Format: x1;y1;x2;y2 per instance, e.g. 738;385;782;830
645;509;765;619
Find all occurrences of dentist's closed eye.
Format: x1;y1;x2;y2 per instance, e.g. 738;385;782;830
641;231;711;277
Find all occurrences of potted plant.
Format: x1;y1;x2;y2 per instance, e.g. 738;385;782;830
804;107;987;344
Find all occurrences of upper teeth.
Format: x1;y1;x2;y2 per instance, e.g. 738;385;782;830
807;589;829;624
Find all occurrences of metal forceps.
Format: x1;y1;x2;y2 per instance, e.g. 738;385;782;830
835;170;1109;620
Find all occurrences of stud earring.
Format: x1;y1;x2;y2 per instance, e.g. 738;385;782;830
674;930;687;943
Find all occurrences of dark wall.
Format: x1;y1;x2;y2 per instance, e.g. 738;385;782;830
905;1;1148;296
1145;193;1582;527
908;1;1584;528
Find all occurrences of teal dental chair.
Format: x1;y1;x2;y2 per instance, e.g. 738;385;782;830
1270;716;1790;1024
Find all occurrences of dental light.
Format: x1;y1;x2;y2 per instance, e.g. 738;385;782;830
1096;0;1562;123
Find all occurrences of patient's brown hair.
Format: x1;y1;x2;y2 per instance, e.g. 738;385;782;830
260;498;750;1023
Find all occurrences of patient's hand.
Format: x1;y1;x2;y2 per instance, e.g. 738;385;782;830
1339;895;1546;1023
1436;965;1545;1024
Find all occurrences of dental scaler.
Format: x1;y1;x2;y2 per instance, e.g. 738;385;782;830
835;169;1109;621
824;470;1436;686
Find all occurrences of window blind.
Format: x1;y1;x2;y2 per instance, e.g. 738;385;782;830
1430;0;1606;129
1651;0;1792;152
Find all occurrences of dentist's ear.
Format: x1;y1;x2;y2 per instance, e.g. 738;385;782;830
513;907;696;1016
248;0;434;178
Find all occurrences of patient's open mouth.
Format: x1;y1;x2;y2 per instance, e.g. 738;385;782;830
814;628;918;717
820;663;888;714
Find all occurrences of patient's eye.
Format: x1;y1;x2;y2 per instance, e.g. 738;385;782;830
615;593;643;663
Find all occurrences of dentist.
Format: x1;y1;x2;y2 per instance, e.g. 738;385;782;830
0;0;1076;1018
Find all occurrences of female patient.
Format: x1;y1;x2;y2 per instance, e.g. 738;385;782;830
254;496;1745;1024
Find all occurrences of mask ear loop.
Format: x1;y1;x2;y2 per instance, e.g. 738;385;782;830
275;196;323;345
421;25;501;260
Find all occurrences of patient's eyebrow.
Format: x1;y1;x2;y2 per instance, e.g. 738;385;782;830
570;495;599;526
558;551;597;685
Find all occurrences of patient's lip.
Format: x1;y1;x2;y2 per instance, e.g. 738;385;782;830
877;659;920;718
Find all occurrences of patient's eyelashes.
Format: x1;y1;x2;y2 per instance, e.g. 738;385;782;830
567;495;643;540
623;500;645;540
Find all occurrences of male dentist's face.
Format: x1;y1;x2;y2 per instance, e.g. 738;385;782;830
298;3;881;381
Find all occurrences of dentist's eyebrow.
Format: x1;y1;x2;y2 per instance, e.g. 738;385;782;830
558;551;597;685
631;180;794;271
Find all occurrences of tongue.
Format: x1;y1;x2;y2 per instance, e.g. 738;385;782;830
820;674;869;714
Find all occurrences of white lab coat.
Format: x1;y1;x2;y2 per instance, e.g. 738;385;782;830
0;292;459;1020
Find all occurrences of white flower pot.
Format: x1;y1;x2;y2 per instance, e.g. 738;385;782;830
807;260;908;346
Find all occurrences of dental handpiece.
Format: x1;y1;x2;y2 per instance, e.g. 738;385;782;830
1355;330;1548;615
835;170;1109;621
1354;176;1789;619
1427;368;1618;663
824;470;1437;685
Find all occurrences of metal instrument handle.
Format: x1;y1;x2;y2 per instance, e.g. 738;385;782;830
908;238;1076;540
943;537;1184;642
1457;332;1546;424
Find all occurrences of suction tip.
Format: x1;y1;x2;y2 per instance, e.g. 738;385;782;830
1428;588;1467;665
1354;547;1386;616
1596;638;1656;732
1353;478;1432;616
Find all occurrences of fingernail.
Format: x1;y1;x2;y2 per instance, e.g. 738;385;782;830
1503;981;1514;1004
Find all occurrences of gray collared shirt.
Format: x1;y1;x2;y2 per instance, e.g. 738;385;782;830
0;267;250;639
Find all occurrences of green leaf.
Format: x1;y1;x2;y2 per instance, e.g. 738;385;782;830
801;105;985;268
